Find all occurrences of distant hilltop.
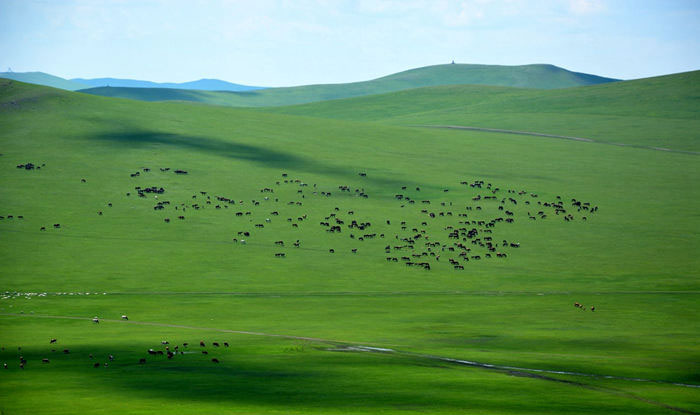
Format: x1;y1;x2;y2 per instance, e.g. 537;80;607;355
69;77;265;92
0;72;265;92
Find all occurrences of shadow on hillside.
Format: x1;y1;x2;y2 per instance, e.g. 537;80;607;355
1;342;466;411
95;130;307;165
90;129;436;193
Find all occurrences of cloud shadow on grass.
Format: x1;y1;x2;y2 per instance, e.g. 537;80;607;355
88;128;439;194
2;343;468;412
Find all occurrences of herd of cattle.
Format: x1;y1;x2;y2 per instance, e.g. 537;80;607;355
107;168;597;272
1;332;231;370
5;164;597;273
16;162;45;170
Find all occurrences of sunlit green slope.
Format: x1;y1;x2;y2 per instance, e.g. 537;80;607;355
0;79;698;415
265;70;700;152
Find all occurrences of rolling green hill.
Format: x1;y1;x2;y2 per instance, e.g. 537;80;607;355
0;79;698;414
0;71;87;91
77;63;619;107
265;70;700;152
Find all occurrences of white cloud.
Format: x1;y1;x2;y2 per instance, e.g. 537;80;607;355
569;0;605;15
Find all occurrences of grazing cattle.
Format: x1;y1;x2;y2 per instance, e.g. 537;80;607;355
40;227;46;231
92;317;99;324
109;355;114;361
63;349;70;354
329;249;335;253
224;342;229;347
213;342;220;347
139;358;146;364
202;351;208;355
50;338;57;344
3;363;7;369
42;358;50;364
81;178;86;183
590;306;595;312
121;315;128;320
54;223;61;228
211;358;220;363
148;349;157;355
161;341;169;345
94;362;100;368
200;341;205;347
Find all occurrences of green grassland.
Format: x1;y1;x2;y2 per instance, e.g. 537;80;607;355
0;78;698;414
78;63;618;107
266;70;700;153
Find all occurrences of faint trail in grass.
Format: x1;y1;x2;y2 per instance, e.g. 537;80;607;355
0;312;356;344
32;290;700;297
413;125;700;155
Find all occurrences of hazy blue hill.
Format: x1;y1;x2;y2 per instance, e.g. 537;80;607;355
0;71;86;91
72;77;264;91
77;63;619;107
75;86;218;102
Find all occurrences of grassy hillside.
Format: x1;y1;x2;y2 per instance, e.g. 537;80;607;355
0;79;698;414
266;70;700;152
78;63;619;107
0;72;86;91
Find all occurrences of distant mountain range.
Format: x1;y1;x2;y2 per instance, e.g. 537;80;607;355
1;64;620;108
70;77;264;91
0;72;264;92
77;63;620;108
0;72;87;91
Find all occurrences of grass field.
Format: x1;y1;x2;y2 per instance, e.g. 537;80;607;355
0;77;698;414
77;63;618;107
266;70;700;153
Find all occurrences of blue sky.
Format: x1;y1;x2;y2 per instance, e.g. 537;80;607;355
1;0;698;86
